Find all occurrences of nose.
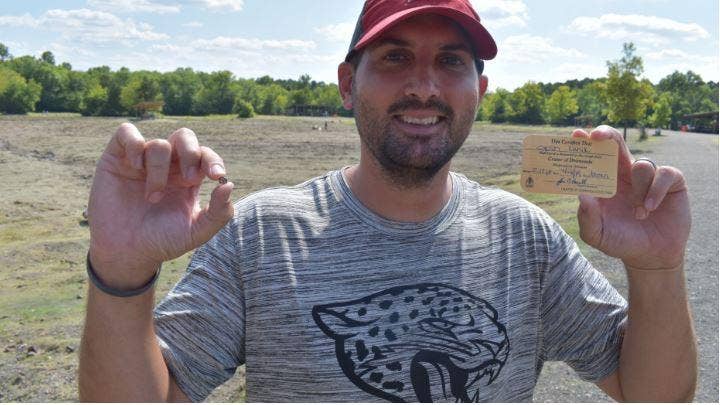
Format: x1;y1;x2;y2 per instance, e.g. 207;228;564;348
404;64;440;101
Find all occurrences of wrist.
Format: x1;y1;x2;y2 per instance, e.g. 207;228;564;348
88;247;162;291
624;263;684;273
622;254;685;274
87;252;162;297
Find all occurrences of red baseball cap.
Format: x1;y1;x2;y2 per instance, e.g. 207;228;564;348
346;0;498;62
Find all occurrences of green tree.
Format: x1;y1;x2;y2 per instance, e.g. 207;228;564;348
649;92;672;130
312;84;342;112
0;43;9;62
256;84;289;115
235;78;261;111
657;70;716;129
546;85;579;125
86;66;130;116
160;67;201;116
63;70;89;112
288;88;312;108
576;81;607;126
80;81;109;116
6;55;87;112
120;73;164;116
193;71;235;115
605;43;652;139
41;51;55;65
0;67;42;114
481;89;512;123
509;82;545;124
234;98;255;118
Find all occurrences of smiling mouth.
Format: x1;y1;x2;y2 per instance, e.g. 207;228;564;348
394;115;446;126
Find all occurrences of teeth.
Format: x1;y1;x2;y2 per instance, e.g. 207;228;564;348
400;116;439;125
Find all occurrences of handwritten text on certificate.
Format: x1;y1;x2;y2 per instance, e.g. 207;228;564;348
521;135;618;198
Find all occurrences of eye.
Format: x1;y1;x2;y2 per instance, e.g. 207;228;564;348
439;54;465;66
383;50;410;64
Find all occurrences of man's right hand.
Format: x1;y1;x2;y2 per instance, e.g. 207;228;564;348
87;123;234;291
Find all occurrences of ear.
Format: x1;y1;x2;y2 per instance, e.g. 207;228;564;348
478;74;489;101
338;62;354;110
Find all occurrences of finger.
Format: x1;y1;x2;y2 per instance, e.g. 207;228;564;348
572;128;589;139
199;146;226;180
192;182;235;244
106;123;146;170
168;128;201;182
577;194;603;247
631;159;656;219
144;139;172;203
589;125;633;178
644;166;687;212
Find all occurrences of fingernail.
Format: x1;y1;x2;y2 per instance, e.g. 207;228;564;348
149;191;164;203
210;164;225;178
634;206;646;220
644;198;655;211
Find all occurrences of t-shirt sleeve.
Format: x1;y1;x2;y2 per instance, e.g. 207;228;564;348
540;221;628;382
153;217;246;402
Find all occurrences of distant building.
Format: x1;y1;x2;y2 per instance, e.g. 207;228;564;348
681;111;719;134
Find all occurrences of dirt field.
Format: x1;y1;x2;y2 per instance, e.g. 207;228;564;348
0;114;659;401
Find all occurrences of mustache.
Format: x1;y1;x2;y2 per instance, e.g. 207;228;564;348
387;98;453;118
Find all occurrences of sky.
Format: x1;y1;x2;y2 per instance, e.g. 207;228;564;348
0;0;718;91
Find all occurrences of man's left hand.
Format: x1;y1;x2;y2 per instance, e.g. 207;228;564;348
573;125;691;271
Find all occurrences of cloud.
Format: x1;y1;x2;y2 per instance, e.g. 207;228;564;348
0;13;39;27
136;37;342;82
499;34;585;63
470;0;529;29
195;0;244;12
568;14;709;46
191;36;316;51
643;48;719;82
314;22;355;43
550;62;606;80
0;9;168;45
645;48;691;60
49;42;96;58
86;0;181;14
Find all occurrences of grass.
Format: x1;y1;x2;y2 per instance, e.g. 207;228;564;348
0;114;660;401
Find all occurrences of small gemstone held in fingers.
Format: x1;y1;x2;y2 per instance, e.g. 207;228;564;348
218;176;228;185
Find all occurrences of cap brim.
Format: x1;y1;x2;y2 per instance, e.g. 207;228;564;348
352;5;497;60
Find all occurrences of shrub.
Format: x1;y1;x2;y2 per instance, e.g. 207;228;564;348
234;99;255;118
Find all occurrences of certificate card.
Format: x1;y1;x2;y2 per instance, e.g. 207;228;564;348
520;135;618;198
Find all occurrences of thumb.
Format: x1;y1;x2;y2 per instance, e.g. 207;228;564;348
191;183;235;246
577;194;603;247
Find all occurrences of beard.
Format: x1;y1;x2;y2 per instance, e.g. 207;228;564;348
353;94;477;189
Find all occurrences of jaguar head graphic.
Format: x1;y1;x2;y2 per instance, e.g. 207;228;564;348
312;283;510;402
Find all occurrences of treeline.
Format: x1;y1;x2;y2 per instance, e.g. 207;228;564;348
0;42;717;132
0;43;344;118
479;44;718;131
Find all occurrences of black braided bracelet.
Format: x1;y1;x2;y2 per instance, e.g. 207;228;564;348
86;252;161;298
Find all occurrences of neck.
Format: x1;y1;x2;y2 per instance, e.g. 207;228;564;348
344;157;453;223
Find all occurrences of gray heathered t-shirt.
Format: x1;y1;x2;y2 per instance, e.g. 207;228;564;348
154;169;628;402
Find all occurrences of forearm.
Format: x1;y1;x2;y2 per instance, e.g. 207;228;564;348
78;282;171;401
617;265;697;402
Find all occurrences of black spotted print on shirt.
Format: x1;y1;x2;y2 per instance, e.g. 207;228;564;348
312;283;510;402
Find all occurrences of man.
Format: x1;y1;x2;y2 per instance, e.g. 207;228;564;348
78;0;696;402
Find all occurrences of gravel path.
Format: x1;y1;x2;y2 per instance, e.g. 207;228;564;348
533;130;719;402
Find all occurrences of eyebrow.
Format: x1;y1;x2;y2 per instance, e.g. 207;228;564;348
370;38;473;54
370;37;411;48
440;43;473;54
